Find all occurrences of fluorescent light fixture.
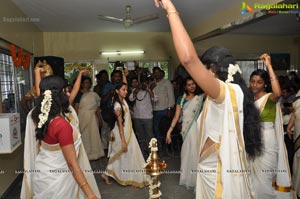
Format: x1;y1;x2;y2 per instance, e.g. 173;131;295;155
100;50;145;55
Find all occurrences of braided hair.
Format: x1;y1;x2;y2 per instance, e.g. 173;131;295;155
201;46;263;159
31;75;70;140
109;82;127;129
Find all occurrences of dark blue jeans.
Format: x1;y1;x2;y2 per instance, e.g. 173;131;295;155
153;109;168;150
133;118;154;155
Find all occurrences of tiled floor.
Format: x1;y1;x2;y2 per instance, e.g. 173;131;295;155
3;151;195;199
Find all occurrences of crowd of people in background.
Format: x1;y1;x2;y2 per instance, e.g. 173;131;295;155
18;0;300;198
19;56;300;198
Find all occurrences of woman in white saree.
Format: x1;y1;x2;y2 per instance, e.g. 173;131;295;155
77;76;104;160
166;76;204;189
153;1;264;198
20;75;101;199
250;60;295;199
101;82;149;187
287;90;300;198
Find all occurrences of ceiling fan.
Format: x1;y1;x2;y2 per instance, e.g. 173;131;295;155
98;5;159;28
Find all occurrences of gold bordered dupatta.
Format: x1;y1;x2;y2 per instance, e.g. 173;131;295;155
20;106;101;199
21;109;40;199
256;93;295;197
197;82;253;199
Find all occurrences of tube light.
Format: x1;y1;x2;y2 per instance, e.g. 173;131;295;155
100;50;145;55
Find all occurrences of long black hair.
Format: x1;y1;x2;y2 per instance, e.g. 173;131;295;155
109;82;127;129
182;76;203;95
250;69;272;93
201;46;263;160
31;75;70;140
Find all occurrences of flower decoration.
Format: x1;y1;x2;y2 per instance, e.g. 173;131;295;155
38;90;52;128
22;52;31;69
9;44;31;70
10;44;23;67
225;64;242;83
149;177;162;199
180;93;186;109
143;138;163;198
143;139;158;168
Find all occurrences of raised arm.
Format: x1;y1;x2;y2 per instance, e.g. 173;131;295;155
146;84;157;101
154;0;220;99
69;70;90;105
123;69;128;84
34;60;45;97
129;87;139;102
261;53;281;102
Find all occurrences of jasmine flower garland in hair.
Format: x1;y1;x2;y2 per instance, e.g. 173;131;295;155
38;90;52;128
225;64;242;83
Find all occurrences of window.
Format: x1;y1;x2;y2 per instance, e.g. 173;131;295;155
236;60;263;86
0;53;31;113
0;50;31;129
0;53;17;113
64;62;94;85
139;61;169;79
108;61;170;79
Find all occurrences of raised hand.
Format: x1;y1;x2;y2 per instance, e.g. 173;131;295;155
34;66;46;74
260;53;272;68
35;60;43;68
79;69;90;75
123;69;129;77
154;0;176;12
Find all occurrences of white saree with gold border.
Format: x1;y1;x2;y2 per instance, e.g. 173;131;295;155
78;91;105;160
20;106;101;199
106;101;148;188
196;81;253;199
252;93;295;199
292;93;300;197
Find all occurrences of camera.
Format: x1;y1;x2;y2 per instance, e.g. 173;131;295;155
141;82;148;90
140;68;153;82
114;61;125;71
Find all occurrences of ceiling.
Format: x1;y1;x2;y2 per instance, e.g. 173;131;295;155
229;12;300;35
10;0;244;32
11;0;300;37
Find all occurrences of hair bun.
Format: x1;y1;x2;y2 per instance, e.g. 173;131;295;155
41;61;54;78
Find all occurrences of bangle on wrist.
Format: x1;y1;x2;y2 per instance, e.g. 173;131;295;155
80;181;88;188
166;10;179;18
170;125;175;129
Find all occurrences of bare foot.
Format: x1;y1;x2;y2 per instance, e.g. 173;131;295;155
101;173;112;185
